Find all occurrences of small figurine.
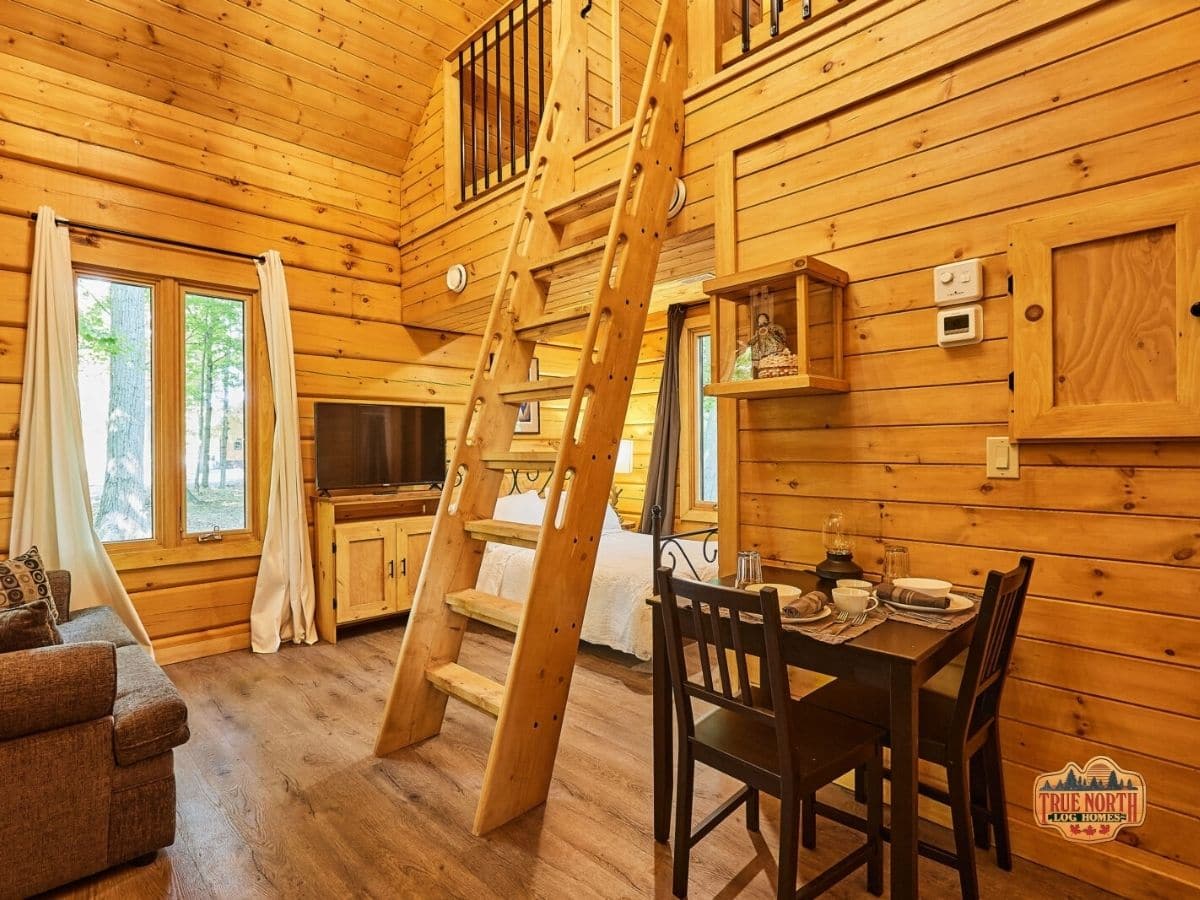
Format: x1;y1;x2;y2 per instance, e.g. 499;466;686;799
749;310;798;378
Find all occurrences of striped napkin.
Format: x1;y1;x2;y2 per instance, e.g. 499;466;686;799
875;582;950;610
780;591;826;620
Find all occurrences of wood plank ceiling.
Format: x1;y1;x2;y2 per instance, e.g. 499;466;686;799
0;0;501;175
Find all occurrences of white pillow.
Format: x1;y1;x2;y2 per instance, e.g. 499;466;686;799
551;492;624;533
493;490;545;525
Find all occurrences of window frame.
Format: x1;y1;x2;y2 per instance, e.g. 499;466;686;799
74;264;270;566
678;309;718;525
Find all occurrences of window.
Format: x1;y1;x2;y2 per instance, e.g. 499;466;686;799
679;313;718;523
76;268;263;553
694;332;718;504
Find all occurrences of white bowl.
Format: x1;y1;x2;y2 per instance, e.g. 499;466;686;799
893;577;953;599
831;587;870;614
836;579;872;591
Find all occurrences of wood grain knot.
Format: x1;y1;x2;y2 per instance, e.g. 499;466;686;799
1024;304;1044;322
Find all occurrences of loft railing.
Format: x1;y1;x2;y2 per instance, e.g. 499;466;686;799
691;0;847;75
446;0;554;204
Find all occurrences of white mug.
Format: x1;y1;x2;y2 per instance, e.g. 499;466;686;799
832;587;870;615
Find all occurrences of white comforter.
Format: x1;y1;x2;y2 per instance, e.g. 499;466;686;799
476;529;717;660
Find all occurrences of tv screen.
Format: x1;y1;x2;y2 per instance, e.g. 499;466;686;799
314;403;446;491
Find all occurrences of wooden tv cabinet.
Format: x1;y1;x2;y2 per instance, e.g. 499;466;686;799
313;489;442;643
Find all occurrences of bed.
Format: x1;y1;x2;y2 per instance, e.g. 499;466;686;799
475;490;717;659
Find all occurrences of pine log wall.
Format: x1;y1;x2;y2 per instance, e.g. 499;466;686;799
718;1;1200;894
399;1;1200;894
0;0;495;663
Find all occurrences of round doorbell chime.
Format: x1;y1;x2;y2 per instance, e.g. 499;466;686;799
446;263;469;294
667;178;686;220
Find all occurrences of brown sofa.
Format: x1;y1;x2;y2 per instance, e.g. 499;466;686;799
0;572;189;899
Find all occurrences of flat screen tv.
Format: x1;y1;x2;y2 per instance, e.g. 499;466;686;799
314;402;446;492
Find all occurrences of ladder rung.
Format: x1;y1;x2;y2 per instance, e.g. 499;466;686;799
497;376;576;404
445;589;523;633
481;450;557;470
543;175;623;227
426;662;504;718
514;306;591;341
465;519;540;549
528;237;607;281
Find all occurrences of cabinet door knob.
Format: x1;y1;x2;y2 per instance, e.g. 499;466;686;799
388;560;395;578
1191;300;1200;318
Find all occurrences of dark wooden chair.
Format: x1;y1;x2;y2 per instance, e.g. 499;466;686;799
804;556;1035;899
656;567;885;899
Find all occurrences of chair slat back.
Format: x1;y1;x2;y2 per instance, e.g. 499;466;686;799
655;567;795;770
953;556;1035;740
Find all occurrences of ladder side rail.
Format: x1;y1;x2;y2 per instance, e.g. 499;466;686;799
375;9;591;757
473;0;689;834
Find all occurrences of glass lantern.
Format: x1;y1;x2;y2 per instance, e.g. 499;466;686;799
815;510;864;583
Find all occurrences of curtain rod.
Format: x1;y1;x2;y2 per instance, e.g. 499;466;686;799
29;211;266;264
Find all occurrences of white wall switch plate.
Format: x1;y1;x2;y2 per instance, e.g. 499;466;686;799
934;258;984;305
986;436;1020;479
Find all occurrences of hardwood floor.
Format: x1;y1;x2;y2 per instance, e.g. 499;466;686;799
54;623;1113;899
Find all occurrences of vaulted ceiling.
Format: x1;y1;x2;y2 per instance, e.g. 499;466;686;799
0;0;502;174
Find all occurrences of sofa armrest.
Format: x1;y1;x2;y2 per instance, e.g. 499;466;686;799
0;641;116;740
47;569;72;622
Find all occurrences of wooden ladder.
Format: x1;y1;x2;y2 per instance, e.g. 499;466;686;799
375;0;687;834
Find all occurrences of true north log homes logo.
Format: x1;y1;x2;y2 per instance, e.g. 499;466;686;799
1033;756;1146;843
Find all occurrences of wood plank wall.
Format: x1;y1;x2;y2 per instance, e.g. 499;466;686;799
405;0;1200;894
0;1;491;663
713;1;1200;895
0;0;498;172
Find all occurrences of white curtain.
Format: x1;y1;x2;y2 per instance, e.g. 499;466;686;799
11;206;152;649
250;250;316;653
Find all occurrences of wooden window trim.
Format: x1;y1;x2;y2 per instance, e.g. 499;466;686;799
74;265;270;567
678;309;718;525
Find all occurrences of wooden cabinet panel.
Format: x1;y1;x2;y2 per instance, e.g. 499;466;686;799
1010;187;1200;439
398;520;433;613
333;521;397;624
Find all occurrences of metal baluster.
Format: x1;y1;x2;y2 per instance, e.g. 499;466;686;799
742;0;751;53
495;19;503;181
470;41;478;197
458;50;467;203
509;8;516;178
522;0;530;172
483;29;490;190
770;0;781;36
537;0;545;118
803;0;812;20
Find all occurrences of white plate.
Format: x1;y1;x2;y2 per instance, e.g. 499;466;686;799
876;591;974;614
782;605;830;625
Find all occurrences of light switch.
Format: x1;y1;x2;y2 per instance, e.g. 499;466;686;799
986;437;1019;479
934;258;984;305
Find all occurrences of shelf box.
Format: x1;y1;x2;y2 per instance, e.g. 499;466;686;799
703;257;849;399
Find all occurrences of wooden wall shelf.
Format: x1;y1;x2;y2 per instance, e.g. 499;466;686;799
704;256;849;400
704;373;850;399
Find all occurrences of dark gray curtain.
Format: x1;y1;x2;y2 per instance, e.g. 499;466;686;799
639;305;686;533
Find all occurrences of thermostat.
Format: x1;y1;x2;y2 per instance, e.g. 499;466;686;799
937;304;982;347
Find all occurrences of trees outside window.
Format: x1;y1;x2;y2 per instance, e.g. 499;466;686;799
184;293;247;534
78;277;153;543
76;270;255;548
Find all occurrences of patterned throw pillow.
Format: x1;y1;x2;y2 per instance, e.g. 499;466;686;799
0;546;58;623
0;599;63;653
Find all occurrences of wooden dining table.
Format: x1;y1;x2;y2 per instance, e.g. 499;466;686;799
649;566;977;900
